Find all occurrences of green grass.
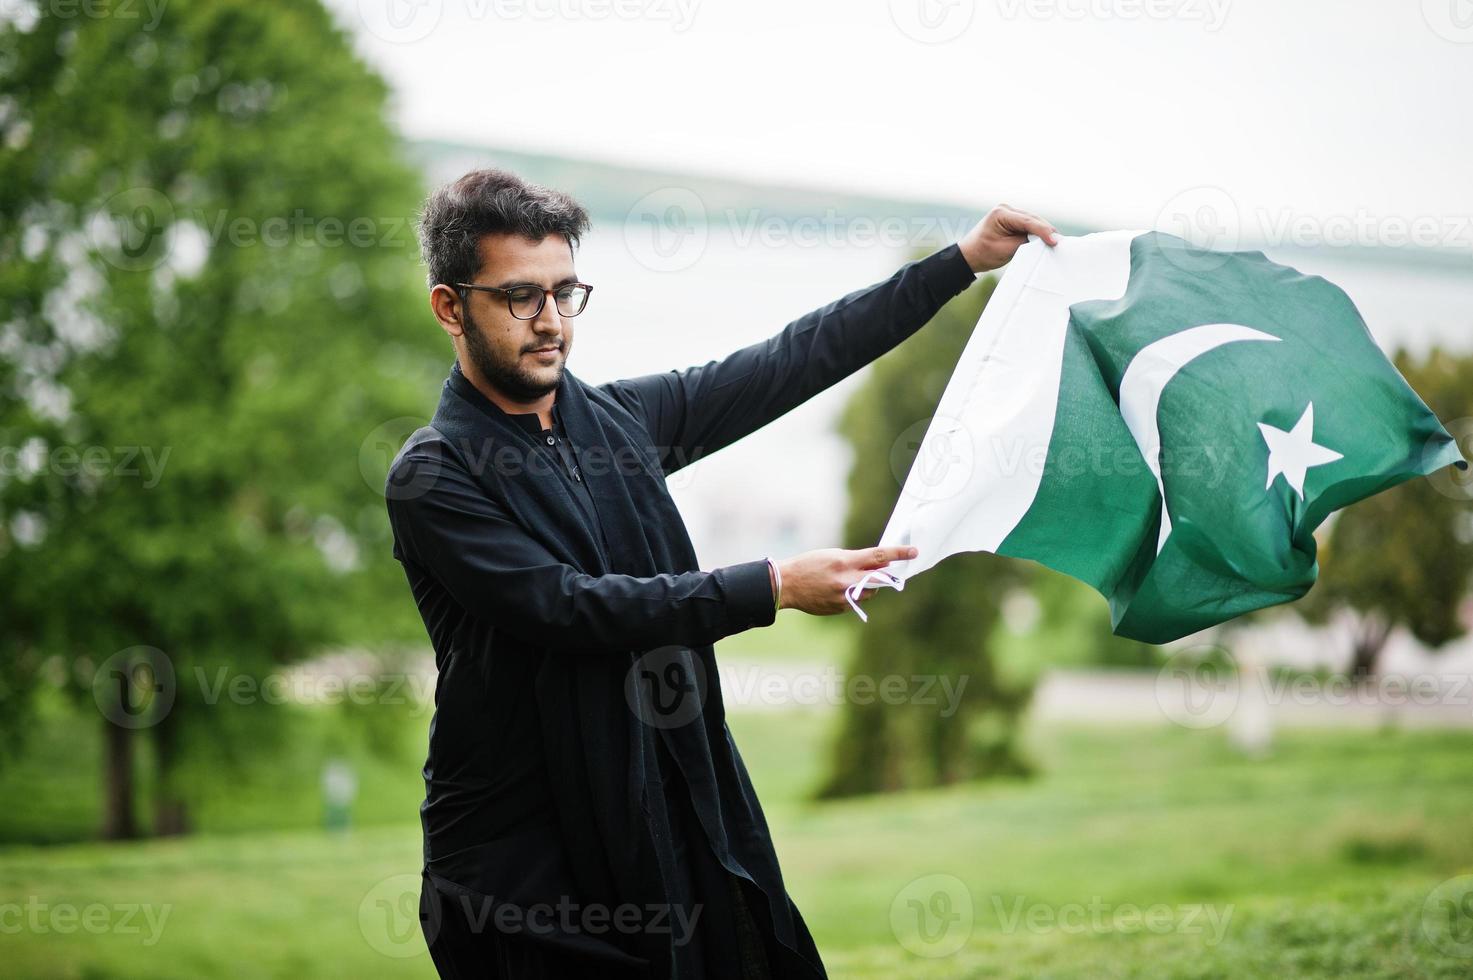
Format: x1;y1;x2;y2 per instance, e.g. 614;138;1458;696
4;711;1472;978
766;720;1473;978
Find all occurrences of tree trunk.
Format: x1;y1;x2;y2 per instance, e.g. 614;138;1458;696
152;702;190;837
101;713;138;840
1349;616;1392;681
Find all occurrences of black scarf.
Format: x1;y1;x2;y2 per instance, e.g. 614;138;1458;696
429;364;825;978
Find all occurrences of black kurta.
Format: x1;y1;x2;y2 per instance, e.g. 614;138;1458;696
386;242;978;978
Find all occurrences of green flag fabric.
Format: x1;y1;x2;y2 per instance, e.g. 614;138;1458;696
848;231;1469;643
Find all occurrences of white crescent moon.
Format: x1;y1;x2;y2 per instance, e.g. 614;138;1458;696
1118;323;1281;553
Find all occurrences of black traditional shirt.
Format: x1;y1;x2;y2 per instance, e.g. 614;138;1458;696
503;400;602;528
387;242;979;978
445;372;785;974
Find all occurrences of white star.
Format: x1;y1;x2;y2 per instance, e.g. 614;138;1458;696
1257;402;1343;499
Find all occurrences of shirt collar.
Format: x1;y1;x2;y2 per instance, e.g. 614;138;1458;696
448;360;560;434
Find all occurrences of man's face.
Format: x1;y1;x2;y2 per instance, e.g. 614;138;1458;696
459;232;577;402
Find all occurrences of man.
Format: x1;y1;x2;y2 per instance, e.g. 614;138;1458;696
386;168;1057;978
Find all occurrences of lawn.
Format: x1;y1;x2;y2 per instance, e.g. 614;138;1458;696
3;707;1472;978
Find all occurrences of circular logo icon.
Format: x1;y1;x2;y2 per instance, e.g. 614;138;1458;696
890;416;976;503
361;417;439;500
625;646;707;729
93;646;175;730
1421;874;1473;956
357;0;444;44
360;873;438;958
88;187;176;272
890;873;973;958
1154;643;1239;729
1421;0;1473;43
1425;417;1473;501
1154;185;1241;274
889;0;975;44
623;188;708;273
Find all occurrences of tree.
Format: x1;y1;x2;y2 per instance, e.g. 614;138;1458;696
0;1;444;837
1028;569;1161;670
1300;348;1473;678
819;273;1034;798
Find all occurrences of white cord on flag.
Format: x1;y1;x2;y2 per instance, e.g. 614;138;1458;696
843;569;904;622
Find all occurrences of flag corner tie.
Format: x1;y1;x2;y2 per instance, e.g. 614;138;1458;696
843;569;904;623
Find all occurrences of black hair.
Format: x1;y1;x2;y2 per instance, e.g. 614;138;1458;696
416;168;591;289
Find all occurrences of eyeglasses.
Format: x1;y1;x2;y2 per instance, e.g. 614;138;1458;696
455;281;593;320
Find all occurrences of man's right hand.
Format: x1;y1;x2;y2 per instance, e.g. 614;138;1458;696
771;546;919;615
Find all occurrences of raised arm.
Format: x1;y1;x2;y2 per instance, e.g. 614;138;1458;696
599;243;976;475
598;205;1059;475
386;445;777;653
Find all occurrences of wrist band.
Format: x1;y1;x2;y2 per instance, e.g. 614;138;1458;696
765;557;782;613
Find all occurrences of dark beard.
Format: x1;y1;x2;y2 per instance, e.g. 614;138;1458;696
461;303;562;402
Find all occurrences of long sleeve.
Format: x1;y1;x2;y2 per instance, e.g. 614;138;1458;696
599;242;978;474
387;444;777;653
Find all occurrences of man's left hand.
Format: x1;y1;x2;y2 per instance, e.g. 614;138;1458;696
958;204;1059;273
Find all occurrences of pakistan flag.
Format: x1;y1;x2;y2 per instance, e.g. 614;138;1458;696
850;231;1469;643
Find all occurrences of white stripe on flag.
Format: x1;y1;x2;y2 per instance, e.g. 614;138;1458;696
846;231;1142;620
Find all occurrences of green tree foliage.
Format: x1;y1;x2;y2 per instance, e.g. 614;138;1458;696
1301;348;1473;678
819;273;1034;798
0;1;445;837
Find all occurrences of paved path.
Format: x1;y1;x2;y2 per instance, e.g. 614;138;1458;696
717;660;1473;731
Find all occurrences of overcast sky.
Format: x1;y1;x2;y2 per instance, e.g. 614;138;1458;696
328;0;1473;245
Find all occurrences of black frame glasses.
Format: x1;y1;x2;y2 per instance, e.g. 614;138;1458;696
455;281;593;320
